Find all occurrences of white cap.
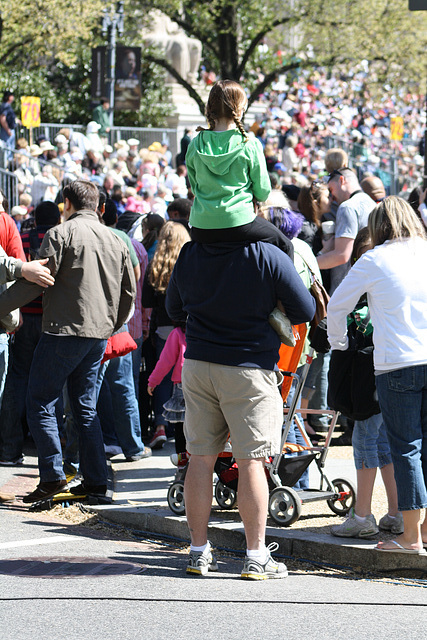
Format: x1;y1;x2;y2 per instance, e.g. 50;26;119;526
39;140;55;152
71;150;84;161
86;121;102;133
11;205;27;217
141;174;158;191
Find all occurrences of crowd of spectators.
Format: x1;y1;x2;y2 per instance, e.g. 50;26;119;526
0;73;426;559
246;68;425;196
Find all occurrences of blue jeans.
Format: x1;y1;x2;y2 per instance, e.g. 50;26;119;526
285;370;309;490
352;413;391;470
131;336;143;398
98;351;145;457
376;365;427;511
0;128;15;158
26;334;108;485
307;351;331;428
0;315;52;461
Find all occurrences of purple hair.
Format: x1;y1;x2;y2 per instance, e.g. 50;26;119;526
269;207;305;239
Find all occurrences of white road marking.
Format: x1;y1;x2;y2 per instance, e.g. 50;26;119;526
0;536;79;550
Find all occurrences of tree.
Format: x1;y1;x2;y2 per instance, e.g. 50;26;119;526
0;0;173;126
0;0;103;67
127;0;427;114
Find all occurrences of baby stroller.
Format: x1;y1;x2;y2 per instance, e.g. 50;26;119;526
264;337;356;526
167;446;238;515
167;326;356;525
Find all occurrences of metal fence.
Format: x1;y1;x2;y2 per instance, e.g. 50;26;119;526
323;135;419;196
0;123;180;210
0;168;20;209
16;123;179;160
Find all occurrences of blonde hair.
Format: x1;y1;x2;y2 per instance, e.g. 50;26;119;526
149;221;191;293
368;196;426;247
19;193;32;207
324;148;348;173
197;80;248;142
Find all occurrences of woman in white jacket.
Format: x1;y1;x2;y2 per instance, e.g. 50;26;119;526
327;196;427;555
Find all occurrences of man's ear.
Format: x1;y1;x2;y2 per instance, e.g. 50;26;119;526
100;203;105;214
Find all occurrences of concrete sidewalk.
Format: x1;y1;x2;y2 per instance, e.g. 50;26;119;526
1;440;425;574
89;440;427;575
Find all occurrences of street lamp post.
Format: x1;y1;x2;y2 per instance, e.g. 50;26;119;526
101;1;124;129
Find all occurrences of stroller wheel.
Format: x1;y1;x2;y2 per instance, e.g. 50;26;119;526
214;481;237;509
167;481;185;515
327;477;356;516
268;486;302;526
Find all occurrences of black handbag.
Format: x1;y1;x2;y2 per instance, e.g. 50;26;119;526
327;310;380;421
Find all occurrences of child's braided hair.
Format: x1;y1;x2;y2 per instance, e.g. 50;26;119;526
196;80;248;142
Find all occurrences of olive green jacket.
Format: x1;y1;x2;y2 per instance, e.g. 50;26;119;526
0;210;136;338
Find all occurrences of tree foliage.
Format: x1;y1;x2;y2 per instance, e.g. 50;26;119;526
0;0;172;126
129;0;427;113
0;0;103;67
0;0;425;125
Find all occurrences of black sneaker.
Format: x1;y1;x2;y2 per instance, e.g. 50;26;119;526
0;455;25;466
69;482;107;497
23;479;68;504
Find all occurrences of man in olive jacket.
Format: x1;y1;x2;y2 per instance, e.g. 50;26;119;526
0;180;136;503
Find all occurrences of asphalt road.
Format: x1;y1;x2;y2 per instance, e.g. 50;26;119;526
0;495;426;640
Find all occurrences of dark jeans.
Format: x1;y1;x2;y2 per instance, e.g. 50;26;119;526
26;334;108;485
0;315;64;461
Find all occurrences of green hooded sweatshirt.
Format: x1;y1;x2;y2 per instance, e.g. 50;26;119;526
186;129;271;229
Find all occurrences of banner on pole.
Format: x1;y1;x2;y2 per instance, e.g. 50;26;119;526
91;47;107;100
21;97;41;128
390;116;404;141
114;47;141;111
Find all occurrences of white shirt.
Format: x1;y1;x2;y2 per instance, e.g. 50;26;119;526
327;237;427;372
418;202;427;228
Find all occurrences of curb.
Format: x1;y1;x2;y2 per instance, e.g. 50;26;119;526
90;504;427;576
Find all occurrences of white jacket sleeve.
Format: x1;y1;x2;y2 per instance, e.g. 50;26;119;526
327;259;370;351
418;202;427;228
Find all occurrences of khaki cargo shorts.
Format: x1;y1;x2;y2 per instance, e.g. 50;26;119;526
182;359;283;459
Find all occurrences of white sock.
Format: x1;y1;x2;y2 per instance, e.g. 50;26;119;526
354;512;368;523
247;546;268;562
190;541;210;553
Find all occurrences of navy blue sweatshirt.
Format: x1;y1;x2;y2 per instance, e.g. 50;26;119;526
166;241;315;370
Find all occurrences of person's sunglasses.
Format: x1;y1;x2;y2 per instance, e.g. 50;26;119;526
327;168;349;182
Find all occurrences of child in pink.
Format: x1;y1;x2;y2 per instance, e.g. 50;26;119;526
147;325;186;454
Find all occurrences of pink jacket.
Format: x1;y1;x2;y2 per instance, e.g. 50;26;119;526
148;327;186;387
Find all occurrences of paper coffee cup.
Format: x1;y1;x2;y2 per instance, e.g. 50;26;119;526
322;221;335;235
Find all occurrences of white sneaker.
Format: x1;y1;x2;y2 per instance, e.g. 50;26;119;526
241;543;288;580
331;508;379;538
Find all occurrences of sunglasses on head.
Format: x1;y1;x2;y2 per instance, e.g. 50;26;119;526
327;168;349;182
